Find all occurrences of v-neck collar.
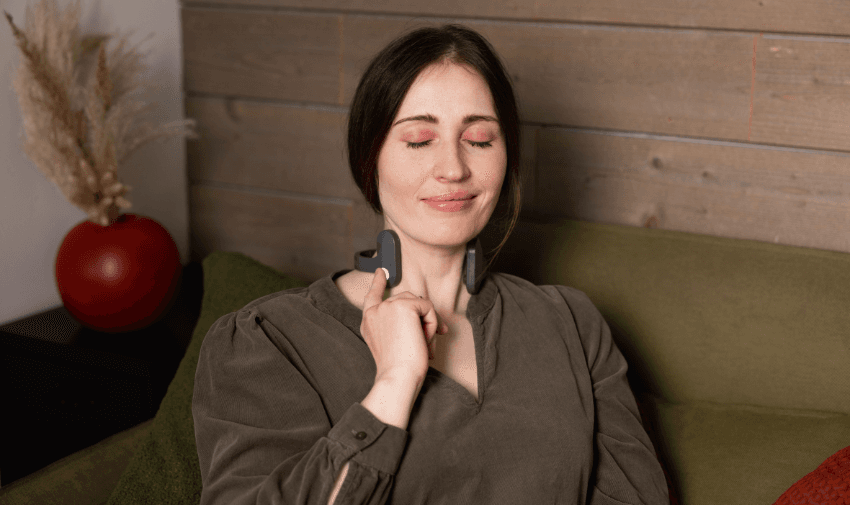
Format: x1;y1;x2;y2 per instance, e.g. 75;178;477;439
311;269;500;406
312;269;498;337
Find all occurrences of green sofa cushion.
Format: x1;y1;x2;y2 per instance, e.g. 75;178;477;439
100;218;850;504
0;419;152;505
106;251;309;505
494;218;850;414
648;399;850;505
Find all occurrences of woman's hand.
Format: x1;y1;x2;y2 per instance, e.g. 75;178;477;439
360;267;449;384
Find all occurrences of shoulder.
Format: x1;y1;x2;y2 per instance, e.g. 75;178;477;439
488;271;606;345
486;272;621;379
201;284;315;350
241;284;313;313
488;271;598;315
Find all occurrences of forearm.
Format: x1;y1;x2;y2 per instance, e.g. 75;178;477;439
326;373;420;504
361;372;423;429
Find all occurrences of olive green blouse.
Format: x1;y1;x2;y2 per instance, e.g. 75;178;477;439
192;269;668;504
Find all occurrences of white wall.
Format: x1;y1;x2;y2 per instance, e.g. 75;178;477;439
0;0;191;324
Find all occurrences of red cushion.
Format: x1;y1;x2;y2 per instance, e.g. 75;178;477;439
773;445;850;505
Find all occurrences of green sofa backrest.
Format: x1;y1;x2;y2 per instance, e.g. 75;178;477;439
107;251;311;505
104;224;849;504
492;218;850;414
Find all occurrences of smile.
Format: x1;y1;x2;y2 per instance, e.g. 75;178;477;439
423;196;476;212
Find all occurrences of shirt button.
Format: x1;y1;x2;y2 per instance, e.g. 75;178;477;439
354;431;367;440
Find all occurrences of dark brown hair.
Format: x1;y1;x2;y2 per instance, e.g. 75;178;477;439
347;24;522;276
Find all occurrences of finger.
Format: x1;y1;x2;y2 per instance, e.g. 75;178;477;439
363;267;388;312
420;302;440;341
422;320;444;340
421;320;436;360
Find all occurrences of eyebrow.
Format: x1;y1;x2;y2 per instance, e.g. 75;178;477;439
392;114;499;127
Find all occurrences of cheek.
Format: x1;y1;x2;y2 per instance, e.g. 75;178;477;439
479;150;508;191
376;147;424;195
481;168;506;191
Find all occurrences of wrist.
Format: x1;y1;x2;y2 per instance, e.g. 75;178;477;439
375;367;425;389
361;373;423;429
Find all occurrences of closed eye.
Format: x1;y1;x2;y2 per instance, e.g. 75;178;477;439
406;140;492;149
407;140;432;149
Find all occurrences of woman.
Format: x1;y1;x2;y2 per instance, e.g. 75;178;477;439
193;24;668;504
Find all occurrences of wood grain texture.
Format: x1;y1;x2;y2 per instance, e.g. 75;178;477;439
189;184;351;281
534;128;850;252
184;0;850;37
180;10;850;151
184;94;539;239
179;2;850;264
350;199;384;257
185;96;357;199
750;35;850;151
181;8;341;103
340;16;850;151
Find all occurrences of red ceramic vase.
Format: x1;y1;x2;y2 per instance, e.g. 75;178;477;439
55;213;182;333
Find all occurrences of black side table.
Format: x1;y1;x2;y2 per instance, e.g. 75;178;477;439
0;261;203;487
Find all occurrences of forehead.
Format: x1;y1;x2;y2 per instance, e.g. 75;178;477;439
395;62;496;117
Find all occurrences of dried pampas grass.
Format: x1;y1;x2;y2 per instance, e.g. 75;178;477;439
4;0;199;226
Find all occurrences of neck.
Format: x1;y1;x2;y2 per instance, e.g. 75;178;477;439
371;228;472;318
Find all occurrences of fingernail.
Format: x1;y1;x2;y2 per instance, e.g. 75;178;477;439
381;267;389;280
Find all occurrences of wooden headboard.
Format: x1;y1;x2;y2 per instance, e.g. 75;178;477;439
181;1;850;283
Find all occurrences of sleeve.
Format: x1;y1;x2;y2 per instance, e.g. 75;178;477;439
557;287;669;505
192;309;409;505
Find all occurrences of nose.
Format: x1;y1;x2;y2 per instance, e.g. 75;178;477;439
433;139;471;182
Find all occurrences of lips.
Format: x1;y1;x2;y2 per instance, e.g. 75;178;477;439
423;191;476;202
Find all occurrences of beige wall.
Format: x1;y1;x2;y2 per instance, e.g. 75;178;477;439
184;1;850;283
1;0;191;325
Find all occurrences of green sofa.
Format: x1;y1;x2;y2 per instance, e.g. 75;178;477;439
2;217;847;504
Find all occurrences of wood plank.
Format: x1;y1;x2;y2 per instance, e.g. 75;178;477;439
342;16;850;151
350;199;386;268
534;128;850;253
189;184;351;281
181;8;340;103
185;96;359;199
187;0;850;37
751;35;850;152
185;97;536;213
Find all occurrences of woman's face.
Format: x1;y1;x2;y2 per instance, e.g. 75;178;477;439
376;62;507;249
